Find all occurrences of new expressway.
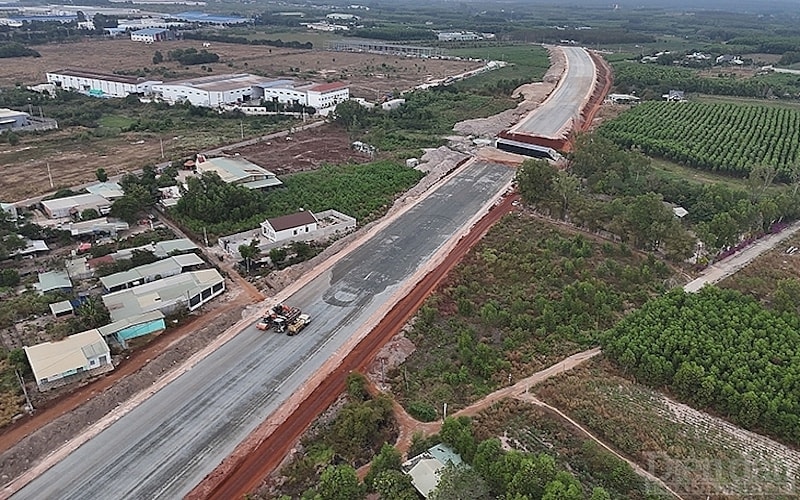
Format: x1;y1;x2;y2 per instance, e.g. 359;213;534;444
510;46;597;139
12;160;515;499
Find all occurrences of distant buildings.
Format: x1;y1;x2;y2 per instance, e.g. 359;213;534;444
436;31;494;42
130;27;174;43
40;193;112;219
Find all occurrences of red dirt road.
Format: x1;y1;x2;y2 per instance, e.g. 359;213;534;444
190;193;520;500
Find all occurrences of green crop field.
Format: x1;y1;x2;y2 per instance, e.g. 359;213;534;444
600;101;800;179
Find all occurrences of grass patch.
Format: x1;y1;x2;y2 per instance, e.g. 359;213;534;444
534;357;800;498
390;216;672;415
98;114;137;130
449;45;550;94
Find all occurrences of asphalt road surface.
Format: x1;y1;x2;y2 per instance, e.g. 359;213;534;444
512;46;596;138
13;160;515;500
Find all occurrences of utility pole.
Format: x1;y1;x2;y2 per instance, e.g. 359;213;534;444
203;227;209;247
443;402;447;421
160;137;165;159
16;370;33;413
240;121;244;140
47;162;54;188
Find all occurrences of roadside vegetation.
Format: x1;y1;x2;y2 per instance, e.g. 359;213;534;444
472;399;667;498
521;133;800;260
171;161;424;238
389;215;672;417
334;87;517;156
535;357;799;498
603;286;800;446
450;45;551;96
599;101;800;178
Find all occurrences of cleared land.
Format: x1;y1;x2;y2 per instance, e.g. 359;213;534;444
224;124;372;175
0;39;482;97
0;39;481;201
533;357;800;498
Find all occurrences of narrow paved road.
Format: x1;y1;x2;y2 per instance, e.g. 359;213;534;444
510;46;596;139
684;221;800;292
9;160;515;500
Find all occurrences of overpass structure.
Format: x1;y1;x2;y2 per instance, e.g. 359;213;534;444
497;45;599;158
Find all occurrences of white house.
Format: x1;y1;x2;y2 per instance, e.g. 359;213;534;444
130;28;173;43
437;31;482;42
258;80;349;110
24;329;113;391
46;69;162;98
152;74;273;107
402;444;464;499
261;211;319;243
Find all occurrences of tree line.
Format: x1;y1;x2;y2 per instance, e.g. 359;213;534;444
0;42;39;58
182;32;312;50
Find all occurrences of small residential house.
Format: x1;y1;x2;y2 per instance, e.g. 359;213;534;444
401;444;464;499
195;155;283;190
65;217;130;237
261;211;319;243
102;269;225;322
85;181;125;201
663;90;686;102
716;54;743;65
1;202;18;221
98;310;166;348
24;329;113;391
41;193;112;219
35;270;72;293
99;253;204;292
0;108;30;131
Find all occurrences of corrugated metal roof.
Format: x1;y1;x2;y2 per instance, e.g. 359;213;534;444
24;330;110;382
36;270;72;292
99;254;204;291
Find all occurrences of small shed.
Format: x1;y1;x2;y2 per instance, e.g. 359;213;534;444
35;270;73;293
49;300;74;319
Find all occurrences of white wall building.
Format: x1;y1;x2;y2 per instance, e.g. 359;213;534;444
259;80;349;110
130;28;173;42
152;73;274;107
437;31;483;42
306;82;349;109
0;108;29;132
260;211;318;243
46;69;162;98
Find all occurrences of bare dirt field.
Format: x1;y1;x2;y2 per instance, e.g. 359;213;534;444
223;124;372;175
0;39;482;97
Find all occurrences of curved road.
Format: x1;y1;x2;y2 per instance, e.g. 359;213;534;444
510;46;597;139
10;160;515;500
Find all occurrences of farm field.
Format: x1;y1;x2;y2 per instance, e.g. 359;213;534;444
534;357;800;498
388;215;673;419
599;101;800;178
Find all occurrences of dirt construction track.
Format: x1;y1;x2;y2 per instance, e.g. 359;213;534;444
189;193;520;499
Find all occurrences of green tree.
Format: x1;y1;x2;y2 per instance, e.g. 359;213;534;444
75;296;111;330
0;269;20;287
6;132;19;146
440;416;476;463
430;463;490;500
591;486;612;500
95;168;108;182
372;470;418;500
238;240;260;274
551;171;580;219
269;246;287;266
542;471;583;500
346;371;368;401
365;444;402;490
516;159;557;206
153;50;164;65
81;208;100;221
110;184;152;223
315;464;365;500
773;278;800;314
333;100;369;132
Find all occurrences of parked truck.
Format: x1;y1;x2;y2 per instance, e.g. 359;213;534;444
257;303;301;332
287;314;311;336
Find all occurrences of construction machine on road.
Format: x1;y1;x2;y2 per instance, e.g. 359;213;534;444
256;303;301;332
287;314;311;336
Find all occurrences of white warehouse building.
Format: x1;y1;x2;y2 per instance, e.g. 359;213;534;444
153;73;274;107
46;69;162;98
259;81;349;110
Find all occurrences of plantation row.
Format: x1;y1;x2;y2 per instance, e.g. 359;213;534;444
600;101;800;178
603;287;800;446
